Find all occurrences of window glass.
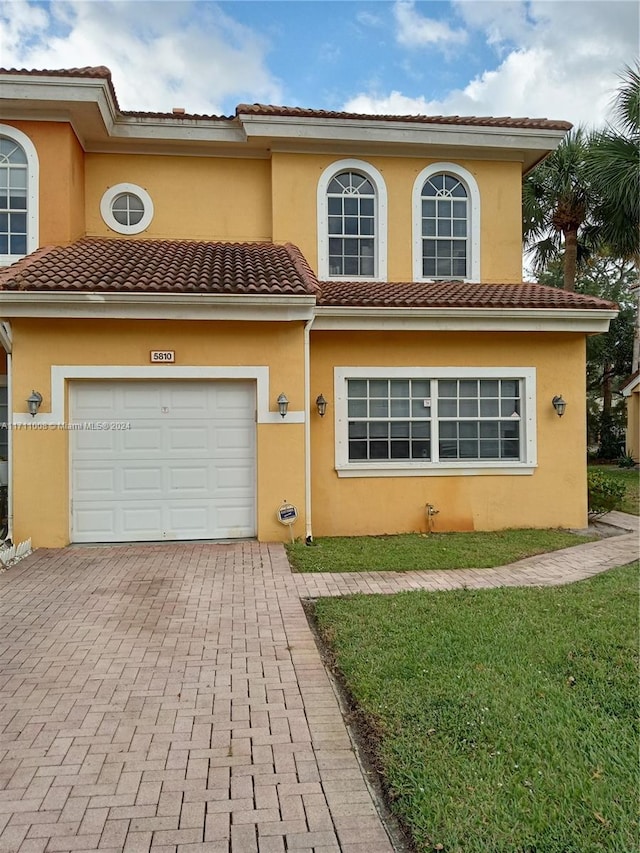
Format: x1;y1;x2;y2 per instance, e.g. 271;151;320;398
327;171;377;277
421;173;468;279
0;135;29;258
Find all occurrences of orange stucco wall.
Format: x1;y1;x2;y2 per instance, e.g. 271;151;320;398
84;153;272;242
309;330;587;534
10;318;307;547
3;120;85;247
271;152;523;282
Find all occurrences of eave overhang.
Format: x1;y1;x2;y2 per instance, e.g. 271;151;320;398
313;306;617;333
0;74;567;167
0;291;316;322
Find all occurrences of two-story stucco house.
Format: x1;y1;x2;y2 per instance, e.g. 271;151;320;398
0;67;617;548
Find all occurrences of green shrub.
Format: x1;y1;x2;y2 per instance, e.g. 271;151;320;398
587;469;627;514
618;451;637;469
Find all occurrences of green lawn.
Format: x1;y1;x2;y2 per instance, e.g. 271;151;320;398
312;562;639;853
287;528;594;573
588;465;639;515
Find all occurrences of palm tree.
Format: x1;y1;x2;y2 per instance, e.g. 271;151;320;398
523;129;596;291
586;64;640;369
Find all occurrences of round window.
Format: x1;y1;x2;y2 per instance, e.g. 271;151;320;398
100;183;154;235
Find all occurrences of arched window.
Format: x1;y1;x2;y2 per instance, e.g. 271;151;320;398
412;163;480;282
0;125;39;265
318;159;387;280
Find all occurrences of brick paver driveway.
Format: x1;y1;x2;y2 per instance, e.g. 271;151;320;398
0;543;394;853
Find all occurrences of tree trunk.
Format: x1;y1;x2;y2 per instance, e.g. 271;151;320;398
633;282;640;373
602;363;614;415
563;228;578;291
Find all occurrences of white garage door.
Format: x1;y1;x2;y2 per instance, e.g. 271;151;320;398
70;381;256;543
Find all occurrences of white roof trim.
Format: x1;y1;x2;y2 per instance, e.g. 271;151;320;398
0;291;316;321
313;306;617;333
621;373;640;396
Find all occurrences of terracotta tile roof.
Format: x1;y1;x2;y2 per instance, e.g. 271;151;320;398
236;103;573;132
1;67;571;130
317;280;616;310
0;239;319;296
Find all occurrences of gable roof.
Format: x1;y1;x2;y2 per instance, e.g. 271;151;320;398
0;239;319;296
318;279;616;311
0;238;615;312
621;368;640;395
0;67;571;131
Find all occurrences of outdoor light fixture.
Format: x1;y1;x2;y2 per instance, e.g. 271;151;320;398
277;393;289;418
552;395;567;417
27;390;43;417
315;393;328;417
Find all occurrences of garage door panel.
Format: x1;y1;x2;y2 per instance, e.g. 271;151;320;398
73;466;117;499
71;380;256;542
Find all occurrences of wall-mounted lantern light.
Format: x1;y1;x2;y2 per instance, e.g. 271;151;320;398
277;393;289;418
552;395;566;417
315;393;328;417
27;390;43;417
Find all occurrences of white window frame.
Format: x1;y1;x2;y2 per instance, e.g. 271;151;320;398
317;158;387;282
0;124;39;266
100;183;154;235
334;366;536;477
412;162;480;283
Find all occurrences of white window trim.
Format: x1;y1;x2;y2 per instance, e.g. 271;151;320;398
334;366;536;477
317;158;387;282
100;183;154;235
412;162;480;283
0;124;39;266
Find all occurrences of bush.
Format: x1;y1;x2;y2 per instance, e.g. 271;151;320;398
618;452;637;469
596;411;625;460
587;469;627;515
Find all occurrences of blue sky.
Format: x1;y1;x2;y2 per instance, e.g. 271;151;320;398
1;1;638;125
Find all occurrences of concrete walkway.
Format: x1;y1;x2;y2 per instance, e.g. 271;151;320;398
0;518;637;853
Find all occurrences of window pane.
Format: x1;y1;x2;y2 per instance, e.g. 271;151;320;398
390;380;409;397
0;235;7;254
9;234;26;254
452;259;467;277
391;441;410;459
459;422;478;439
423;219;436;237
439;380;457;398
369;399;388;417
349;422;367;439
344;238;359;255
9;212;26;232
453;200;466;217
349;380;367;397
439;421;457;439
501;399;520;417
344;257;358;275
328;197;342;214
411;398;429;417
500;422;519;440
436;259;451;276
459;440;478;458
479;421;499;438
452;219;466;237
501;379;519;397
360;198;374;216
349;441;367;460
391;421;410;438
9;169;27;189
437;219;451;237
344;197;358;215
391;399;410;417
328;216;341;234
480;380;499;397
411;440;430;459
344;217;358;235
422;199;436;217
439;440;457;458
370;421;389;438
501;440;520;458
459;399;477;418
459;380;477;396
479;440;500;458
411;421;430;439
0;212;7;231
438;200;451;217
412;379;430;397
348;399;367;418
370;380;388;397
370;441;389;459
360;217;374;235
423;258;436;276
451;183;467;198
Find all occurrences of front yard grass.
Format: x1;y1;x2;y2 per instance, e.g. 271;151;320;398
287;528;594;573
588;464;639;515
312;562;639;853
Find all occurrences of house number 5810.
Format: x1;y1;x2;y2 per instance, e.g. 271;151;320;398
150;351;175;362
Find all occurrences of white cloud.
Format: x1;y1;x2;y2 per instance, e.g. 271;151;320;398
349;0;639;127
394;0;468;49
0;0;283;114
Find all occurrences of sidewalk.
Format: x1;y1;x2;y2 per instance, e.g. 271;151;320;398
292;513;639;599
